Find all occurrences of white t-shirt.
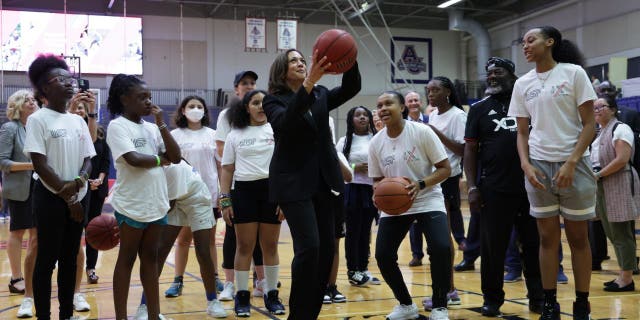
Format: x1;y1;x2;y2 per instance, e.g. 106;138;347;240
336;133;373;185
171;127;218;207
214;108;231;142
508;63;597;162
590;122;635;168
164;160;204;200
23;108;96;200
107;117;169;222
427;106;466;176
221;123;274;181
368;121;448;217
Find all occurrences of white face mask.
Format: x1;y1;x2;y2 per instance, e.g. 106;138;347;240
185;108;204;122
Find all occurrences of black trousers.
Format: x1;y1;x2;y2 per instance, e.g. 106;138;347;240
462;208;481;262
589;220;609;265
376;212;451;307
480;189;543;306
280;189;335;320
32;181;84;320
85;189;106;270
344;183;377;271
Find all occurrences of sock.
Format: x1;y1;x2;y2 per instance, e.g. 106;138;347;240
235;270;249;291
543;288;557;305
206;291;217;301
575;290;589;306
174;275;183;283
264;265;280;292
140;293;146;305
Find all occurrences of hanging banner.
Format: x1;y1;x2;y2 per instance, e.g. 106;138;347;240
277;19;297;51
390;37;432;84
245;17;266;50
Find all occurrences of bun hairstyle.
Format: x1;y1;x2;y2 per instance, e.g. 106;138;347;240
537;26;585;67
107;74;145;116
27;54;69;98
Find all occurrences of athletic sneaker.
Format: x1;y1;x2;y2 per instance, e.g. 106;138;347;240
323;291;332;304
328;284;346;303
386;303;419;320
557;270;569;284
365;270;381;285
423;289;461;311
539;302;560;320
253;279;265;297
263;290;286;315
234;290;251;317
134;304;148;320
73;293;91;311
16;297;33;318
430;307;449;320
206;299;227;318
504;270;523;282
164;276;184;297
347;270;370;286
219;281;235;301
573;301;591;320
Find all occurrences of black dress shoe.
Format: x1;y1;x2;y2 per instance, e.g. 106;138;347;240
603;278;616;286
408;257;422;267
481;304;500;317
604;280;635;292
591;263;602;271
454;260;475;272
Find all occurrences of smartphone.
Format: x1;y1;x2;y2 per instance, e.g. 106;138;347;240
78;78;90;92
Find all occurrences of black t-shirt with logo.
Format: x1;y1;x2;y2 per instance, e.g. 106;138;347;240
465;93;525;194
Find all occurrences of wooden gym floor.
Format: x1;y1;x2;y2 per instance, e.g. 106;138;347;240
0;201;638;319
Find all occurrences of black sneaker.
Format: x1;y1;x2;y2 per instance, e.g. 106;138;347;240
347;270;370;286
234;290;251;317
539;302;560;320
328;284;346;303
264;290;286;315
572;301;591;320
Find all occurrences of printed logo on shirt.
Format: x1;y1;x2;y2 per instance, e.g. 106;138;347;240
132;138;147;148
49;129;67;138
238;138;256;147
551;81;570;97
525;88;542;102
264;137;275;145
382;155;395;167
180;142;195;149
492;117;517;132
404;146;420;163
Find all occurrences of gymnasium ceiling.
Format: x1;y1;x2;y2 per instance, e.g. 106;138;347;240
3;0;565;30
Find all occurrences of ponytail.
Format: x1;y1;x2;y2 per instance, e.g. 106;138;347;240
539;26;585;67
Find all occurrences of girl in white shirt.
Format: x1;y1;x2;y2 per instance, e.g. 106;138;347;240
106;74;182;320
508;25;597;319
368;91;452;320
219;90;284;317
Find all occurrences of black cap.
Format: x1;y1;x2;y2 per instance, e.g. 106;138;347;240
233;71;258;87
485;57;515;74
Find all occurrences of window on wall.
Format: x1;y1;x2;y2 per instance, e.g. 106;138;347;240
586;64;608;82
627;56;640;79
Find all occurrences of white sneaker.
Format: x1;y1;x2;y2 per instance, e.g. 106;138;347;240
365;270;382;285
134;304;148;320
73;293;91;312
386;303;419;320
429;307;449;320
17;297;33;318
219;281;235;301
206;299;227;318
253;279;265;297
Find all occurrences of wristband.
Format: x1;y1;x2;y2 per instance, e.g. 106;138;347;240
220;192;232;199
157;123;168;130
155;155;161;167
87;113;98;118
220;197;232;209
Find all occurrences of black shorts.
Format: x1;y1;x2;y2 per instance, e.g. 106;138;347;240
334;193;345;239
9;197;35;231
231;179;280;224
213;207;221;220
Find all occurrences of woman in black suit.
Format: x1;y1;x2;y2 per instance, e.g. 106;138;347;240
263;49;360;319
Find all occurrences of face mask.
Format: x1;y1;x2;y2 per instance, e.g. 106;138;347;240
185;108;204;122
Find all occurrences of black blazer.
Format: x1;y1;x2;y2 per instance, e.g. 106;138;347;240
264;63;361;203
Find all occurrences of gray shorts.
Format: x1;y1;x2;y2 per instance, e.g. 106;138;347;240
168;179;215;232
525;157;596;221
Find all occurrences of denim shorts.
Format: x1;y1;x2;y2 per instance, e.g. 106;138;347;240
114;211;168;229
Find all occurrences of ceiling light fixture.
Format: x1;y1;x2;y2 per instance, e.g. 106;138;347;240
437;0;463;9
347;0;378;19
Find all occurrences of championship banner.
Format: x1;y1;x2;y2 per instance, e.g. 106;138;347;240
390;37;433;84
245;17;266;50
277;19;297;51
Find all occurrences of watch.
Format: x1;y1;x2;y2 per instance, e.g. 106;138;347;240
87;113;98;118
418;180;426;190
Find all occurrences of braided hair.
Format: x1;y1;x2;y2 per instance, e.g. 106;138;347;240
342;106;377;161
107;74;145;116
431;76;463;110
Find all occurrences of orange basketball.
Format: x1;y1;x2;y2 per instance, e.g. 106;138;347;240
312;29;358;74
86;214;120;251
373;177;414;215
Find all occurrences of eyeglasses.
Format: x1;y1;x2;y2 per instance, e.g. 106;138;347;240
47;75;78;86
593;105;609;112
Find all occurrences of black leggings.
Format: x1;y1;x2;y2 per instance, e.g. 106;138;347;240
344;183;377;271
85;190;106;270
376;212;451;307
222;225;263;270
32;181;84;320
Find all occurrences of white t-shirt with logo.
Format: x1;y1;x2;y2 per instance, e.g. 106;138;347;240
214;108;231;142
336;133;373;185
508;63;597;162
23;108;96;199
107;117;169;222
164;160;205;200
171;127;218;207
368;121;448;217
221;123;274;182
590;122;634;168
428;107;466;176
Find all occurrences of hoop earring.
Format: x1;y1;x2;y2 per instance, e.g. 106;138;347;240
446;96;450;104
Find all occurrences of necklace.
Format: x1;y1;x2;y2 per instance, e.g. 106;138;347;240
536;64;557;89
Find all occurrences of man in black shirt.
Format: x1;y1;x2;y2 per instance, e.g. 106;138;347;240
464;57;544;316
